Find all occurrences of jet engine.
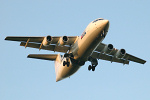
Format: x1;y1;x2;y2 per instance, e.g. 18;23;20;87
115;49;126;58
42;35;52;46
58;36;68;45
102;44;113;54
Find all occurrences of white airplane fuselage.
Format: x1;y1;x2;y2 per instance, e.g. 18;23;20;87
55;19;109;82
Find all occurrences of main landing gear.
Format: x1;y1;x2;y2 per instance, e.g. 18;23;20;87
63;53;74;67
88;65;96;71
88;56;98;71
63;58;70;67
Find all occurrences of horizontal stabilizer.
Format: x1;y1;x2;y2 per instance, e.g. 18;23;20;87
27;54;58;61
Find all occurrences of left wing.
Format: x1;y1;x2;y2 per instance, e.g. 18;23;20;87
5;36;78;44
91;43;146;65
5;36;78;53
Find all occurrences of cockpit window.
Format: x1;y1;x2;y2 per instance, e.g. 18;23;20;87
81;31;86;39
93;18;104;23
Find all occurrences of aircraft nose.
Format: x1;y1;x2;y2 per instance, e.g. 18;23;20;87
96;19;109;29
103;20;109;25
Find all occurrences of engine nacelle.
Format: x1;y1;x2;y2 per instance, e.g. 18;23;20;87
42;35;52;46
102;44;113;54
58;36;68;45
115;49;126;58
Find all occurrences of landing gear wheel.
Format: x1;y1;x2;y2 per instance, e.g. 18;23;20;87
63;61;70;67
88;65;92;71
92;66;95;71
63;61;66;66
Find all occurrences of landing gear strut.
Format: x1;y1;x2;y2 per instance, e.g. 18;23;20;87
101;30;106;37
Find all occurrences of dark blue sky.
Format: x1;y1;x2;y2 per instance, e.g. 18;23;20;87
1;0;149;100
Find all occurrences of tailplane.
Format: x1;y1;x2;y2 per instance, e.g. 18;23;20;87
27;53;62;78
27;54;58;61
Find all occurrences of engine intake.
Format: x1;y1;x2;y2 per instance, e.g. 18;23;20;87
102;44;113;54
108;44;113;50
115;49;126;58
58;36;69;45
42;35;52;46
63;36;68;42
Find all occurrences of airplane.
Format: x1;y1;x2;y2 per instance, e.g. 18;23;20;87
5;18;146;82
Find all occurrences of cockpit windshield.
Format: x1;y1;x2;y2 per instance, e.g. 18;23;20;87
93;18;104;23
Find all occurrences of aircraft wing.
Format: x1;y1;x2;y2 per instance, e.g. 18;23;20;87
5;36;78;53
91;43;146;65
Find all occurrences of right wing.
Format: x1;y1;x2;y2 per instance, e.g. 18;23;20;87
91;43;146;65
91;52;130;64
5;36;78;53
